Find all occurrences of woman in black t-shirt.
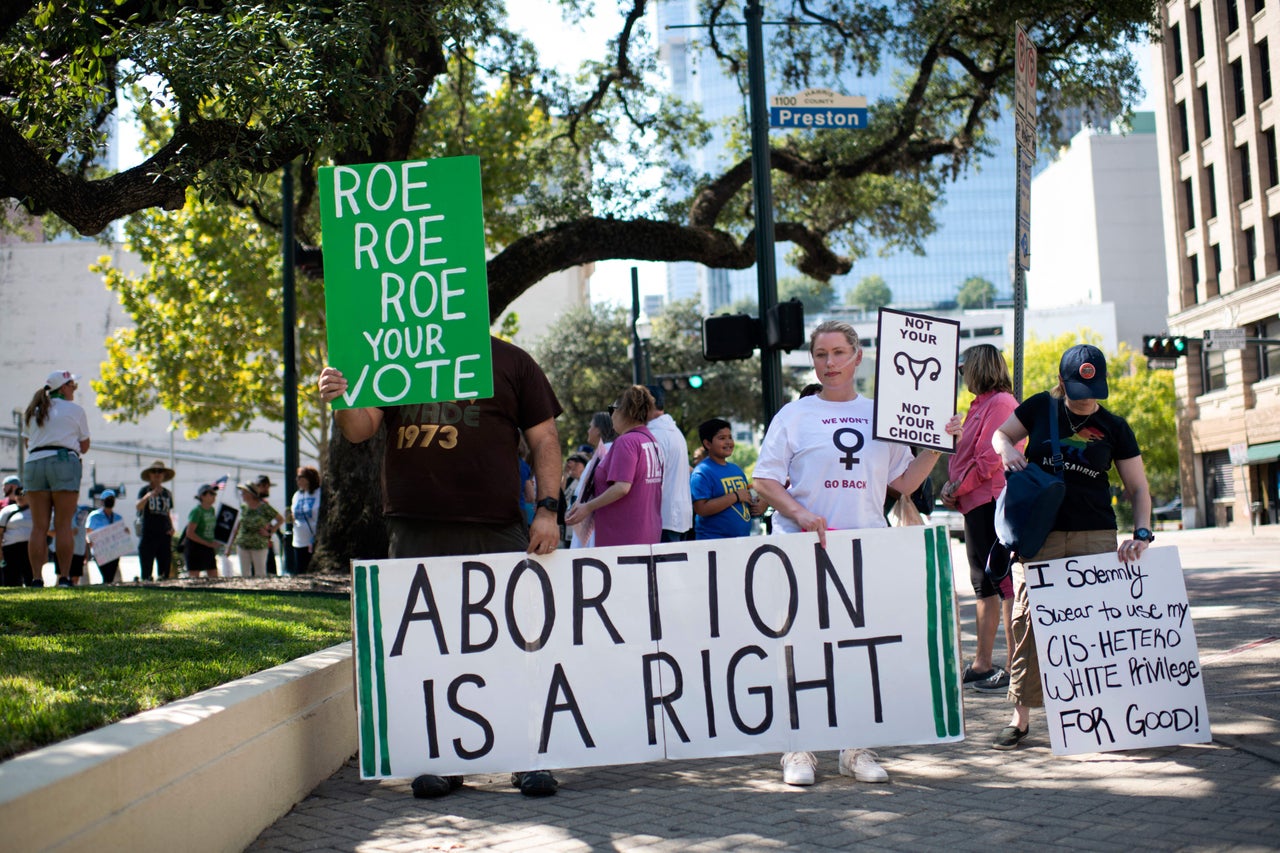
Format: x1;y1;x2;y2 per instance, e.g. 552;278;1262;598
988;344;1154;751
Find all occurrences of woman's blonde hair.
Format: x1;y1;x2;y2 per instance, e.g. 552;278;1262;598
961;344;1013;396
808;320;861;354
614;385;655;425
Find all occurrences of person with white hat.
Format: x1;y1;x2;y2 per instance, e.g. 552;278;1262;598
22;369;91;587
135;460;176;580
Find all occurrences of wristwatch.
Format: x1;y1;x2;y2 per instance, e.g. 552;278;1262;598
1133;527;1155;543
536;497;560;513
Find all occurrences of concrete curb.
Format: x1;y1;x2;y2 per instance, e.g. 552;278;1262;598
0;642;355;853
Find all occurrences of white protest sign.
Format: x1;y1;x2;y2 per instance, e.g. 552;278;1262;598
872;308;960;452
351;526;963;779
86;520;133;565
1024;546;1210;756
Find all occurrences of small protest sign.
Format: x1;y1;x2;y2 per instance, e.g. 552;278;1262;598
350;525;963;780
213;504;238;546
1024;546;1210;755
318;156;494;410
86;520;133;565
872;309;959;452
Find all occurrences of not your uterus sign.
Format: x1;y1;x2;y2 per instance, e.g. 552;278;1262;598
319;156;493;410
351;526;964;780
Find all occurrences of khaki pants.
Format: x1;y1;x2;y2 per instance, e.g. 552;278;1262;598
1008;529;1118;707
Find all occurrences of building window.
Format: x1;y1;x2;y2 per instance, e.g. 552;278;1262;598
1274;215;1280;267
1207;165;1218;219
1184;178;1196;229
1261;318;1280;380
1228;0;1241;33
1177;100;1191;153
1199;85;1212;139
1205;349;1229;392
1261;39;1274;101
1172;22;1185;77
1240;143;1253;201
1212;243;1223;278
1192;5;1206;60
1245;227;1257;281
1231;60;1247;118
1190;254;1201;287
1266;128;1279;188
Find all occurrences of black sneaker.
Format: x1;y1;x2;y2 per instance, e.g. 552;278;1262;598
973;668;1010;694
962;664;997;685
511;770;558;797
992;725;1030;750
410;774;463;798
56;577;72;588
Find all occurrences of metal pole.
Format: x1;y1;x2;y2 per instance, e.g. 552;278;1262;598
282;163;299;574
1012;147;1027;400
630;266;643;386
745;1;783;425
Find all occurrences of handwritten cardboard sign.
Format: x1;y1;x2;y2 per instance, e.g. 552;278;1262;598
86;520;133;565
872;308;959;452
318;156;493;410
351;526;963;779
1024;546;1210;755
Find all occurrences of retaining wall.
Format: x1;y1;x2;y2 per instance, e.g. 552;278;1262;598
0;642;355;853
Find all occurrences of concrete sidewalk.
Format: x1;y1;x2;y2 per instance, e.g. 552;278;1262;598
249;529;1280;852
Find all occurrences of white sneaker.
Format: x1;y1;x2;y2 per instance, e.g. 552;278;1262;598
780;751;817;786
838;748;888;783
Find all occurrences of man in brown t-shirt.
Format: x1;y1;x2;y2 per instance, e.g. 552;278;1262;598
319;336;564;797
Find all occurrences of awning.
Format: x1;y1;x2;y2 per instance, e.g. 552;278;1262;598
1245;441;1280;464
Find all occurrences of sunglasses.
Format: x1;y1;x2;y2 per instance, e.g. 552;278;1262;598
608;404;619;415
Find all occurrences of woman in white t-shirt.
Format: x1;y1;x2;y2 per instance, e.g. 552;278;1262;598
753;320;960;788
289;466;322;574
22;370;91;587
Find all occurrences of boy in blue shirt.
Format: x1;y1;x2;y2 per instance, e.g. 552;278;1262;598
690;418;764;539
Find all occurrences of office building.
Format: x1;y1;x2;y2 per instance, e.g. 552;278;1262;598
1153;0;1280;528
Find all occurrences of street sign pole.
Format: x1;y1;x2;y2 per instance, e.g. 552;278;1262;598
745;1;783;426
1012;24;1037;400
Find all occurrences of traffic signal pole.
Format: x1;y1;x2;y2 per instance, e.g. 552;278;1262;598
745;1;784;426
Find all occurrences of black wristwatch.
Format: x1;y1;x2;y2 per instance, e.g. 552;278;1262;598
1133;527;1155;543
536;497;560;513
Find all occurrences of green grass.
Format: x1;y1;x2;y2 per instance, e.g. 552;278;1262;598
0;588;351;760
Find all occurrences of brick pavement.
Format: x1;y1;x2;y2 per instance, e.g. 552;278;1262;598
249;529;1280;852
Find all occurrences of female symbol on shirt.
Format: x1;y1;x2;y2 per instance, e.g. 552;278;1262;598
832;427;864;470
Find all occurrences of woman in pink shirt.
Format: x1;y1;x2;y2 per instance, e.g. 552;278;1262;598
564;385;662;546
941;344;1019;693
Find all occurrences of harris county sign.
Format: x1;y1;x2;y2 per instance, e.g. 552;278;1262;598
769;88;868;129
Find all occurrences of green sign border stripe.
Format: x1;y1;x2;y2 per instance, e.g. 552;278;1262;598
936;526;962;736
924;528;946;737
370;565;392;775
354;566;377;776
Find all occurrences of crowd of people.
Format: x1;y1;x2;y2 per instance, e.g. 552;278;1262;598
0;369;323;584
318;327;1153;796
2;329;1154;794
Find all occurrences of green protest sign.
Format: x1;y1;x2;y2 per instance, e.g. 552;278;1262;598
318;156;493;409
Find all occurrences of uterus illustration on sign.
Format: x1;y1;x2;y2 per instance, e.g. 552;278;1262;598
893;351;942;392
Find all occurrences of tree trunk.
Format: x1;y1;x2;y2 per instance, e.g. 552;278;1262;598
313;420;388;572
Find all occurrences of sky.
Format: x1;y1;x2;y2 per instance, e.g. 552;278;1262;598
118;5;1161;312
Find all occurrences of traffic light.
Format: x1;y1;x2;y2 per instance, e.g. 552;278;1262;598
656;372;704;391
702;314;759;361
1142;335;1190;358
765;299;805;352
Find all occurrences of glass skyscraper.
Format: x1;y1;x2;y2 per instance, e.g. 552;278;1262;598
654;0;1017;311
